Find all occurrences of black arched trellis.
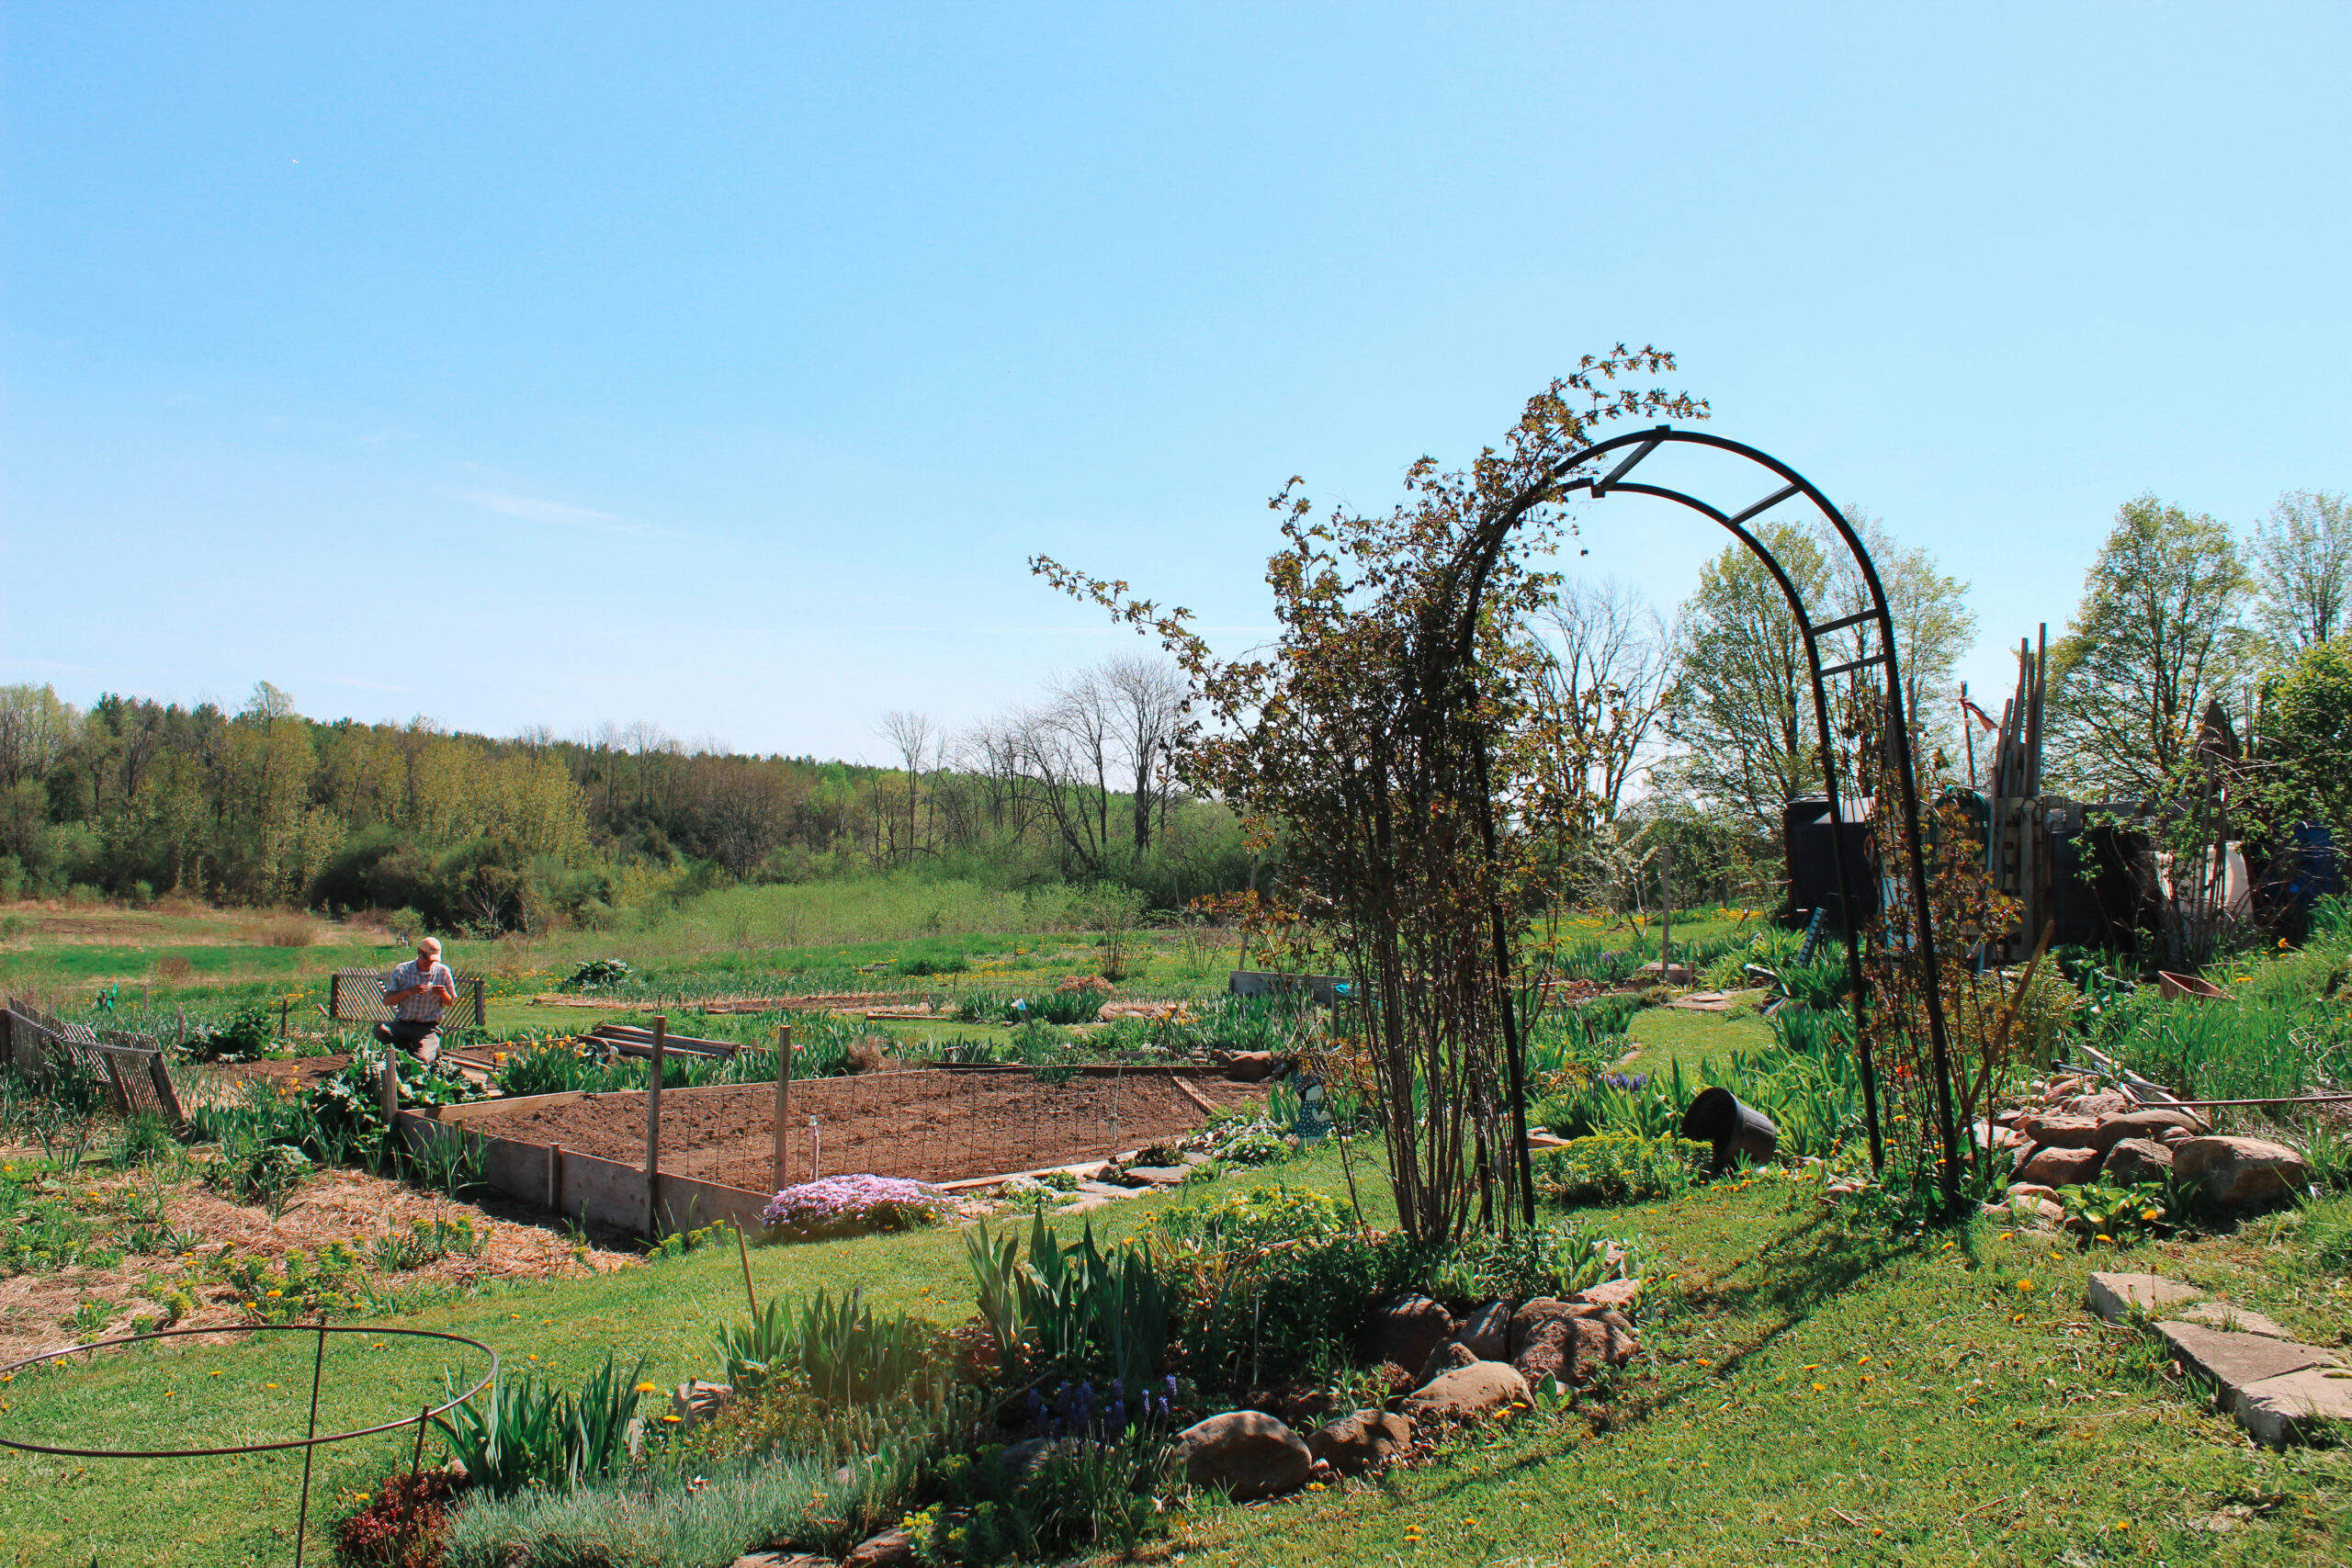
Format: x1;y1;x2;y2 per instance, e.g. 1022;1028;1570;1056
1447;424;1959;1220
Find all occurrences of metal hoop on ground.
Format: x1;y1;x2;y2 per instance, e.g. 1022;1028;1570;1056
0;1322;499;1459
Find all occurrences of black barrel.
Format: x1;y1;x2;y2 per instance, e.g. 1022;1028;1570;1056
1679;1086;1779;1173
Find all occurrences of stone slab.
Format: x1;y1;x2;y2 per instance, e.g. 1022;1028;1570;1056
2154;1321;2339;1393
1124;1165;1190;1185
2233;1365;2352;1445
2176;1302;2294;1339
2086;1271;2205;1322
1075;1180;1144;1199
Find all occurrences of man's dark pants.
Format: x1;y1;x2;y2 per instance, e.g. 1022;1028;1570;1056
375;1019;442;1061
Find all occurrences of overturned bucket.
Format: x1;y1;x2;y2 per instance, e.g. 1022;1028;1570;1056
1679;1086;1779;1174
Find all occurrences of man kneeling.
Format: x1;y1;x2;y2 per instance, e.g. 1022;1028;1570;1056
379;936;458;1065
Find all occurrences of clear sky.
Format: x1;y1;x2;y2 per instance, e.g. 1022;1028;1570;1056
5;3;2346;761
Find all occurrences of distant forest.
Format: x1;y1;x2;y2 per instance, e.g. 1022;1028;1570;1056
0;661;1252;932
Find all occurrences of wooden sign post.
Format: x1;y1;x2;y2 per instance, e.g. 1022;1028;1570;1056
643;1015;667;1237
772;1022;793;1192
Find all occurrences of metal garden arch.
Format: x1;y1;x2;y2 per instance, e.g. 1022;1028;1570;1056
1448;425;1960;1218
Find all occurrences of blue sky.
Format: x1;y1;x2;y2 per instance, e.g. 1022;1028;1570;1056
6;3;2346;761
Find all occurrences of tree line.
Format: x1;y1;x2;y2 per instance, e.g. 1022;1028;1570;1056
0;660;1249;931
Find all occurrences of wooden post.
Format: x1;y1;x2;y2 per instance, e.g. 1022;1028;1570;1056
772;1023;792;1191
1658;840;1673;970
472;977;487;1030
380;1050;399;1125
644;1015;666;1238
330;974;342;1021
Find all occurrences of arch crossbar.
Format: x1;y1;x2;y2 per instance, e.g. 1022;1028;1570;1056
1451;425;1960;1216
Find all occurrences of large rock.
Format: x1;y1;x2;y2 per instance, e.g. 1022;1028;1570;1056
2174;1136;2310;1207
2016;1144;2103;1188
1400;1360;1531;1420
1416;1341;1478;1384
1453;1298;1513;1359
842;1529;919;1568
1572;1278;1644;1311
2101;1137;2175;1186
2017;1113;2104;1148
1172;1411;1313;1499
1355;1296;1454;1372
1510;1298;1636;1386
1222;1051;1277;1083
1306;1409;1412;1474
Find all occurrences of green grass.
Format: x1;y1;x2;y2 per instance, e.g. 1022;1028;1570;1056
1620;999;1774;1077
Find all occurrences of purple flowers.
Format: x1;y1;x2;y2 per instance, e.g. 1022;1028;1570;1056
1023;1376;1179;1440
760;1175;944;1237
1602;1072;1651;1092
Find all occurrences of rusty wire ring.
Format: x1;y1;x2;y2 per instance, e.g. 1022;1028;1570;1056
0;1323;498;1459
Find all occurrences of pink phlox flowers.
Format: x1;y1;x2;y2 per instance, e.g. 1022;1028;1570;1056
762;1175;944;1234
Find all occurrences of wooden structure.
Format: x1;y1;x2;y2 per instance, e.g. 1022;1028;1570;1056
327;968;488;1031
0;997;183;1122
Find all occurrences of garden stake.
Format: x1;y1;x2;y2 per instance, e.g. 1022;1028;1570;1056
644;1015;666;1238
391;1404;428;1567
290;1314;329;1568
734;1219;759;1316
773;1022;792;1189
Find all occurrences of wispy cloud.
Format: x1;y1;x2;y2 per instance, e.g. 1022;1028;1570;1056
447;489;651;534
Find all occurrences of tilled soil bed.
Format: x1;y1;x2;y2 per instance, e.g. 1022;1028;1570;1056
481;1069;1267;1188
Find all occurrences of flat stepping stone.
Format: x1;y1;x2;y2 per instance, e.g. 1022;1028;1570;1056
2233;1365;2352;1446
2153;1321;2339;1392
1074;1180;1144;1199
1055;1195;1114;1214
1123;1166;1190;1185
2176;1302;2294;1339
2086;1270;2205;1322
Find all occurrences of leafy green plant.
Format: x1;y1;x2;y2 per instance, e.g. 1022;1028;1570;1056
560;958;634;992
371;1215;492;1270
965;1214;1173;1386
904;1430;1171;1565
1148;1182;1351;1252
1534;1133;1711;1205
2056;1179;2171;1244
1427;1218;1630;1303
432;1353;649;1499
185;1001;274;1062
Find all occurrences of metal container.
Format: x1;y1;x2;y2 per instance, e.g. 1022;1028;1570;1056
1679;1086;1780;1173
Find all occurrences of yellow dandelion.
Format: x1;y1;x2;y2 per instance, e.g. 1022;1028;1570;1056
265;1382;279;1390
1812;1382;1826;1392
635;1381;658;1393
661;1414;682;1424
2016;1279;2034;1293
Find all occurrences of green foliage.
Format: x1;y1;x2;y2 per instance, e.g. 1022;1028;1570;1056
2055;1179;2173;1243
965;1215;1173;1386
1147;1182;1351;1252
2110;994;2345;1103
212;1141;311;1216
715;1285;950;1408
904;1432;1170;1565
371;1215;493;1270
432;1353;649;1499
561;957;635;991
219;1243;371;1320
1427;1218;1629;1303
184;1000;274;1062
1534;1134;1712;1205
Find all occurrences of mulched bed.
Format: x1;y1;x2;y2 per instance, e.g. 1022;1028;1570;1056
475;1070;1267;1189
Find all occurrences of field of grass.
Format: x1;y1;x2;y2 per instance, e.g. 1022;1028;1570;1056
11;890;2342;1564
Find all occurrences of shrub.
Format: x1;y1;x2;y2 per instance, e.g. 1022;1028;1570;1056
1427;1218;1632;1304
1535;1134;1711;1205
762;1176;945;1239
561;958;634;992
187;1001;274;1062
1148;1182;1351;1253
966;1216;1174;1386
903;1431;1171;1565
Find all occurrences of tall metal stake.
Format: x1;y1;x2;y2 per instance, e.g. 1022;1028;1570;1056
290;1314;329;1568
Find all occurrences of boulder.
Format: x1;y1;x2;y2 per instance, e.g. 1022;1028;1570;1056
1400;1360;1531;1420
1306;1409;1413;1474
1356;1296;1455;1372
2066;1090;2132;1117
1510;1298;1636;1386
2174;1136;2310;1207
1416;1341;1478;1384
1453;1298;1514;1359
1172;1411;1313;1499
1572;1278;1644;1312
2016;1144;2103;1188
2018;1112;2103;1148
2101;1137;2175;1186
2005;1182;2057;1203
1223;1051;1277;1083
842;1529;919;1568
1971;1119;2030;1152
671;1380;734;1433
